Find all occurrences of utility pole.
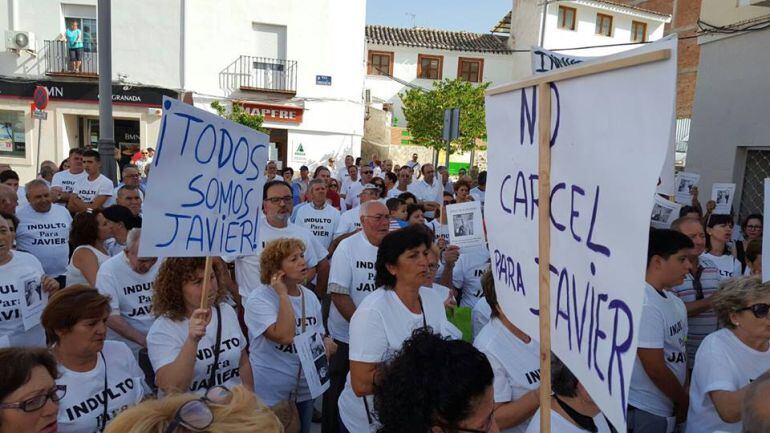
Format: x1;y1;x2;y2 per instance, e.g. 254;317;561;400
97;0;117;184
539;0;549;46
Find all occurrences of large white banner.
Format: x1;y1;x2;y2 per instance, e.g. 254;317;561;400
487;38;677;431
140;97;269;257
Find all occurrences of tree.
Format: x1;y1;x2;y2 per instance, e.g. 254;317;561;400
210;101;269;134
399;78;489;154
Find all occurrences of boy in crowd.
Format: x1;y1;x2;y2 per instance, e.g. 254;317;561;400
385;197;407;231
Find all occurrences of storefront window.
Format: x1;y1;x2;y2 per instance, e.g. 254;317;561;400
0;110;26;158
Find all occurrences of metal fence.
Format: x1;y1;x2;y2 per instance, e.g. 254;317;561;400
739;149;770;219
223;56;297;93
44;40;98;75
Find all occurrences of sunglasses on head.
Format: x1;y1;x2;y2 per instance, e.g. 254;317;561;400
736;303;770;319
164;386;232;433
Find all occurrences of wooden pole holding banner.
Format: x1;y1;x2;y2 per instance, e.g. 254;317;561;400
536;82;553;433
199;256;214;309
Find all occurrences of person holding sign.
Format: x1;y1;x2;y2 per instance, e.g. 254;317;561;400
244;238;333;433
0;348;62;433
474;269;540;433
146;257;252;395
42;286;146;433
628;229;693;432
337;226;458;433
0;216;59;347
686;276;770;433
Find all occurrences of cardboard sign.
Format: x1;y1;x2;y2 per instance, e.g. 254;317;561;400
486;38;677;431
140;97;269;257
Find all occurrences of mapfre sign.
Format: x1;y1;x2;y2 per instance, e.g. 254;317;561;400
238;102;304;124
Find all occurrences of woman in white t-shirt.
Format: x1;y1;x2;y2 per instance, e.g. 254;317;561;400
373;329;498;433
41;286;146;433
245;238;335;433
474;269;540;433
65;210;111;287
146;257;253;396
686;276;770;433
702;214;742;280
0;216;59;347
0;348;62;433
338;225;458;433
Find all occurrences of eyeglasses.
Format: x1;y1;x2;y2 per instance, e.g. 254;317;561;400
265;196;293;205
164;386;233;433
736;303;770;319
361;170;373;175
0;385;66;412
746;225;763;230
363;214;391;223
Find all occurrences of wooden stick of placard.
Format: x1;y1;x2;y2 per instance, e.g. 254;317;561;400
199;256;214;309
537;81;553;433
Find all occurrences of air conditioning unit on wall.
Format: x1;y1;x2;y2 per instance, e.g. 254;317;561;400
5;30;35;52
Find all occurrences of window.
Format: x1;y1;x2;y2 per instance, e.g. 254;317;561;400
595;13;613;37
368;50;394;76
0;111;26;158
631;21;647;42
457;58;484;83
558;6;577;30
417;54;443;80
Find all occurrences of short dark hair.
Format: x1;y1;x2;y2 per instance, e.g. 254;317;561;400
678;205;701;218
705;214;734;254
70;210;103;248
552;355;580;397
406;203;423;221
82;149;100;161
1;211;19;232
647;228;694;267
0;170;19;183
262;180;292;200
386;197;405;212
68;148;84;156
313;165;330;178
373;329;493;433
385;171;397;184
420;163;433;175
477;171;487;186
41;285;112;344
397;191;417;204
282;167;294;176
0;348;59;403
375;225;432;288
300;165;308;171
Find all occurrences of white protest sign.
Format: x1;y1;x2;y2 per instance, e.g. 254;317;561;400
140;97;269;257
485;37;677;431
711;183;736;215
446;201;485;249
651;195;682;229
294;330;331;398
674;172;700;205
531;47;589;73
763;179;770;283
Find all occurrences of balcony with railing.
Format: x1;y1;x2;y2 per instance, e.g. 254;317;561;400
219;56;297;95
44;40;98;78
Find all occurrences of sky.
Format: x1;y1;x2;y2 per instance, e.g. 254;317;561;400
366;0;512;33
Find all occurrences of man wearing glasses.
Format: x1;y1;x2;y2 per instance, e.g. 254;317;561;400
107;165;145;206
345;165;374;210
334;184;380;239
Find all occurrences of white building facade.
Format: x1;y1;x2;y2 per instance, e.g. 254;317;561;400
0;0;366;180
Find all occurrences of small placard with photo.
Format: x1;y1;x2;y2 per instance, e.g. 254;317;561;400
650;195;682;229
674;172;700;205
446;201;485;249
711;183;736;215
294;331;330;399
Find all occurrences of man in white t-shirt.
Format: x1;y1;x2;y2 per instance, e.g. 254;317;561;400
293;179;340;249
406;153;421;179
264;160;278;182
106;165;144;207
230;180;329;298
345;165;374;209
628;229;693;432
333;184;380;240
68;149;113;213
388;166;412;198
340;165;358;205
470;170;487;207
440;244;491;309
336;154;354;183
51;148;88;205
408;163;443;219
96;228;160;354
115;185;143;217
324;200;391;433
15;179;72;285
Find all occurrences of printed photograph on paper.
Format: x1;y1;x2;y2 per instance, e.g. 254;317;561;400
446;201;485;249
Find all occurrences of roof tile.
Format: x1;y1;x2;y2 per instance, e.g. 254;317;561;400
366;25;513;54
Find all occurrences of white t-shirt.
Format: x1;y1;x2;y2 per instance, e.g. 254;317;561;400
104;238;125;257
336;168;351;183
105;185;144;207
470;187;486;206
72;174;114;203
328;231;379;343
96;253;160;352
525;408;613;433
452;245;491;308
230;220;327;297
65;245;111;287
244;284;325;406
475;318;541;433
293;203;340;249
345;181;365;209
0;251;46;347
147;303;246;394
387;186;409;199
15;204;72;276
472;298;492;338
427;283;452;305
51;170;88;194
338;288;455;433
408;179;443;218
334;206;362;238
628;284;688;417
56;341;145;433
686;329;770;433
700;252;742;280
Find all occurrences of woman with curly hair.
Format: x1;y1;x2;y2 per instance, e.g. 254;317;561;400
373;328;496;433
146;257;252;395
453;179;474;204
244;238;335;433
104;385;281;433
64;209;111;287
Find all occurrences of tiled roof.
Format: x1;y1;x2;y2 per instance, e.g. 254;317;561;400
366;25;513;54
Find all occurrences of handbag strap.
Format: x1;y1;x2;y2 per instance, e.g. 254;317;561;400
291;288;306;402
207;304;223;389
100;351;108;431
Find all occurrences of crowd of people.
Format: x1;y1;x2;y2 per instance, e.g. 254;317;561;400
0;150;769;433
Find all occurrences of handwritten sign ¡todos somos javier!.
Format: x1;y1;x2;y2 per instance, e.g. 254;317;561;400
139;97;269;257
485;37;677;431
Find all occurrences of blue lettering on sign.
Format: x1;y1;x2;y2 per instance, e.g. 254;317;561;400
519;84;561;147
